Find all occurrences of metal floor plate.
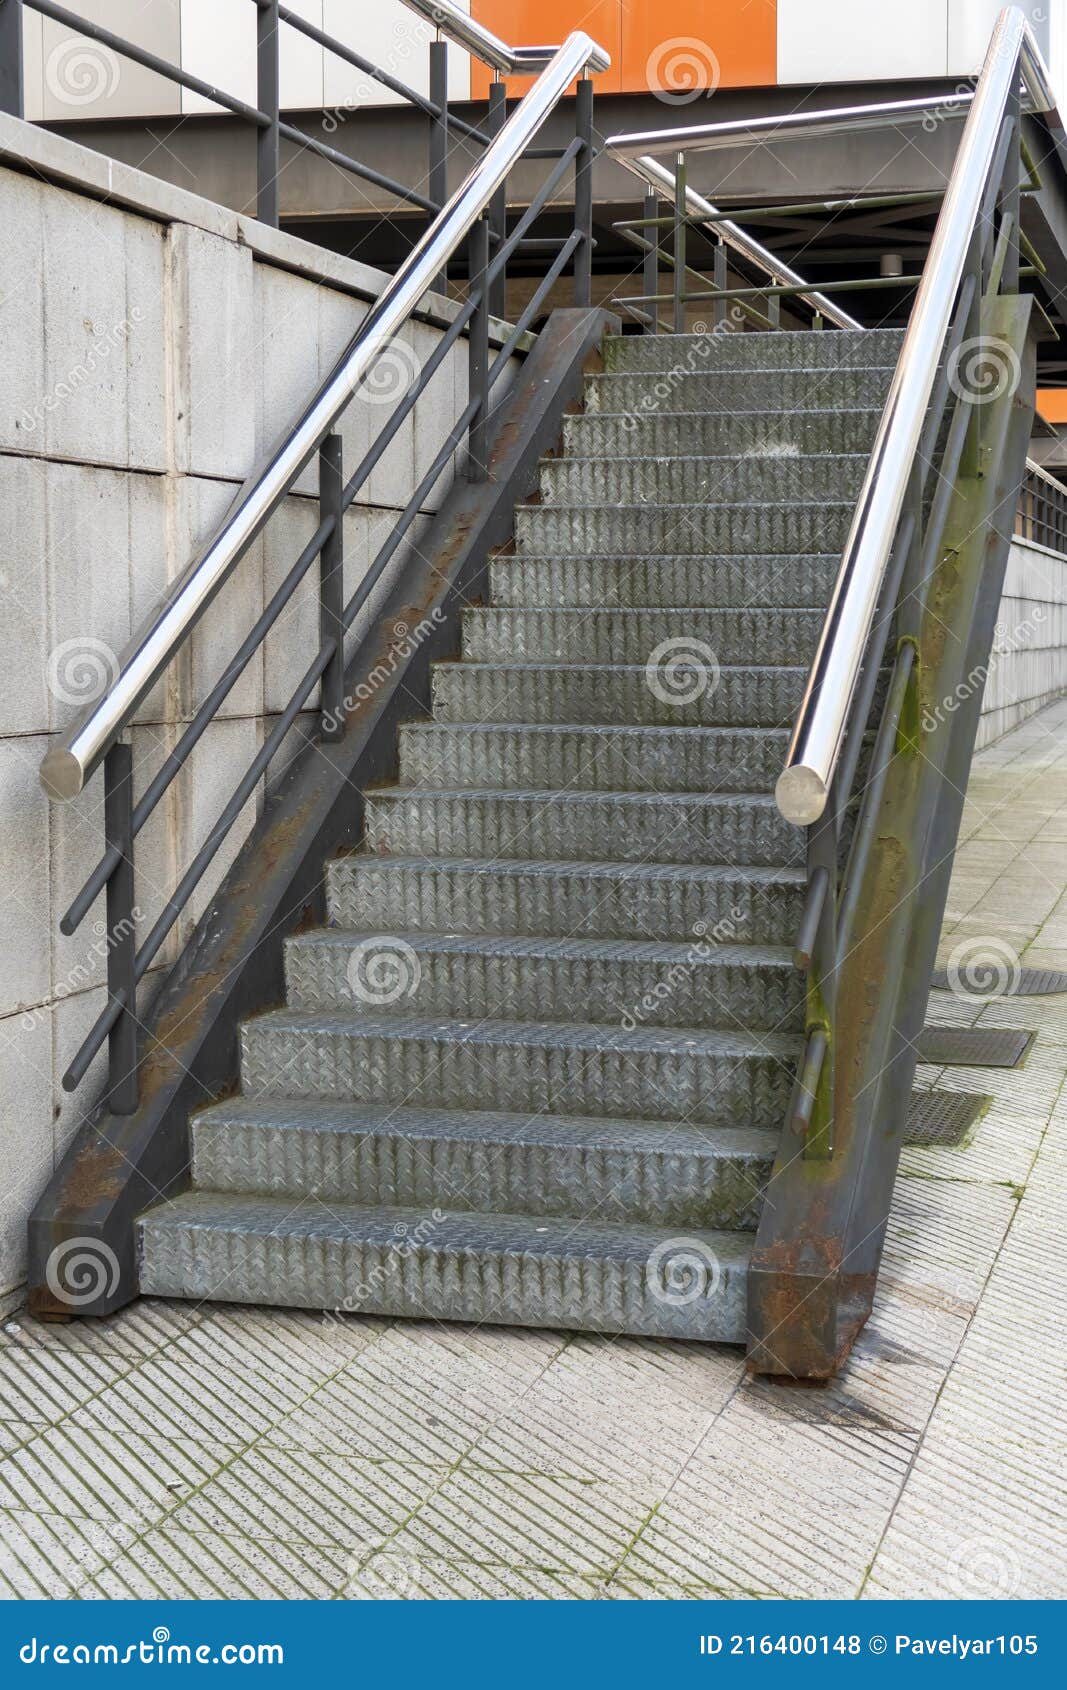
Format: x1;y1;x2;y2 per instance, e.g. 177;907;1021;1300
930;966;1067;995
916;1026;1033;1068
906;1089;990;1147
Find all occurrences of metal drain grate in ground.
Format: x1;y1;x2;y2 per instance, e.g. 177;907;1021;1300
930;966;1067;996
906;1089;990;1147
916;1026;1033;1068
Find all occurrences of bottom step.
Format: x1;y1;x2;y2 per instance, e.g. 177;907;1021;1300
136;1193;751;1342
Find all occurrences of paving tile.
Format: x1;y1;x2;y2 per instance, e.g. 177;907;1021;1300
0;1424;230;1524
0;1508;135;1599
81;1526;350;1600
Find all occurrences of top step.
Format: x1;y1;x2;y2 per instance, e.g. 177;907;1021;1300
602;327;906;374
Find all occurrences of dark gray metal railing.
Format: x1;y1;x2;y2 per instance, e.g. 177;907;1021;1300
1017;458;1067;550
31;25;608;1113
0;0;588;253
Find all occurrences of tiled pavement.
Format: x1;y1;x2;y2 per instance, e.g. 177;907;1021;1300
2;699;1066;1601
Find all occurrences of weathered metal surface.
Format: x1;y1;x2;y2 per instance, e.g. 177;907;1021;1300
915;1026;1033;1067
930;966;1067;995
27;306;616;1319
747;292;1036;1378
905;1089;990;1147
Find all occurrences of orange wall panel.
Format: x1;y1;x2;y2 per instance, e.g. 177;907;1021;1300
469;2;776;98
469;2;623;98
623;0;776;93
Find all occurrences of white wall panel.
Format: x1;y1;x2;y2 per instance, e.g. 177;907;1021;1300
777;0;949;85
947;1;1052;76
322;0;471;112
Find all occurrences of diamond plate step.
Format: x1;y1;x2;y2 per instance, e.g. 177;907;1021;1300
363;787;801;866
240;1010;799;1124
487;555;840;610
601;327;905;372
326;856;806;944
285;929;802;1030
514;503;854;557
189;1098;777;1227
397;721;790;794
462;606;825;666
432;663;807;726
539;452;869;507
562;407;883;458
136;1193;753;1341
584;367;894;414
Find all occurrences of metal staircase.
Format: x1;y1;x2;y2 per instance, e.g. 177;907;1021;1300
135;327;902;1338
27;8;1053;1376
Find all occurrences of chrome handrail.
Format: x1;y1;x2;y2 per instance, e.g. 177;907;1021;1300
606;92;978;158
39;29;609;802
776;5;1054;824
401;0;610;77
609;150;862;332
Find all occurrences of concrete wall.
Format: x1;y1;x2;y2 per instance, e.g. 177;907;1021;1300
976;538;1067;751
0;114;522;1303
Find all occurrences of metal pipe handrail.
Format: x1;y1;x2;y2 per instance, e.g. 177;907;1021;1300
776;6;1054;824
39;29;609;802
606;92;980;159
401;0;609;77
612;151;862;332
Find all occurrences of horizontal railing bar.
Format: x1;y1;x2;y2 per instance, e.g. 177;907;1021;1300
614;153;862;331
131;645;334;988
489;229;582;366
606;93;977;160
26;0;271;126
277;121;440;213
400;0;609;76
794;865;830;973
623;274;922;305
40;30;608;804
788;1028;828;1138
63;990;126;1092
615;189;944;231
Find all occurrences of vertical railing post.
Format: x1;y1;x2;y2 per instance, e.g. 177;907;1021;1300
428;34;449;293
803;814;837;1160
999;90;1021;295
712;237;727;328
104;742;138;1116
672;153;686;333
0;0;24;118
487;77;508;318
959;227;984;478
319;433;345;742
642;191;658;334
256;0;280;227
573;74;594;308
767;290;782;329
467;215;491;481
